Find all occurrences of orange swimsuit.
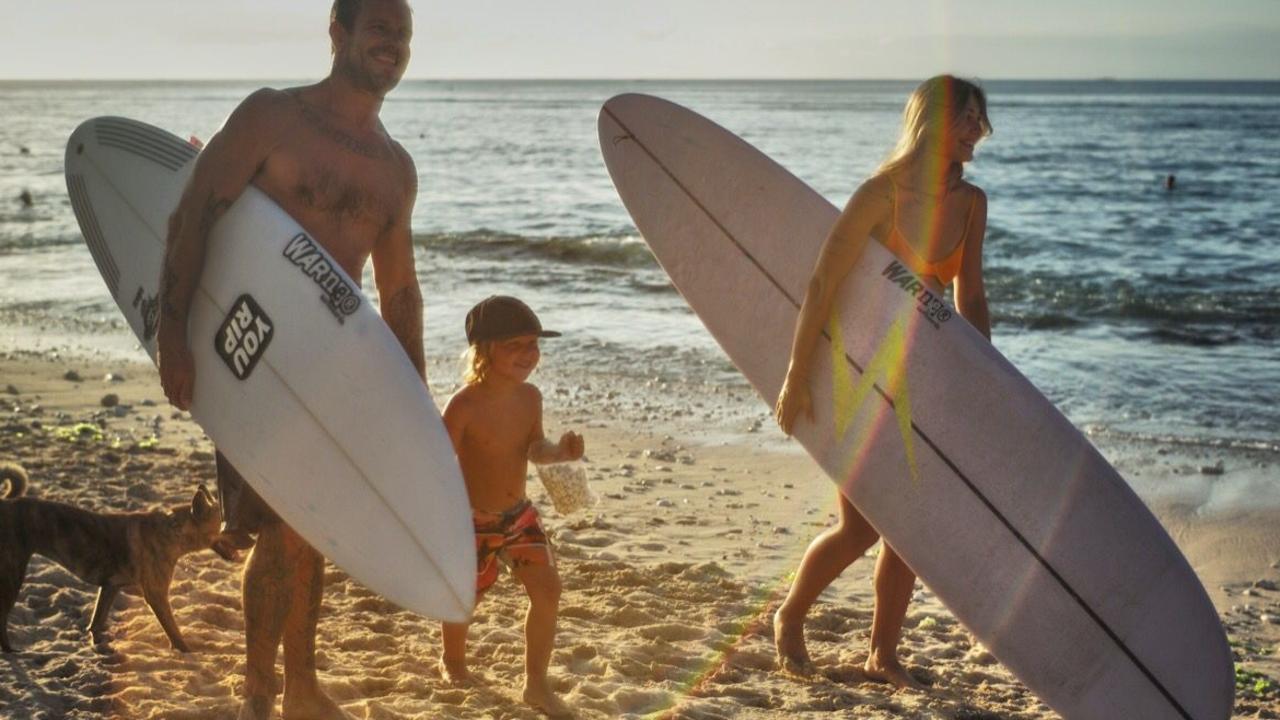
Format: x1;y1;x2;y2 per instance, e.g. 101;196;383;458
879;182;978;288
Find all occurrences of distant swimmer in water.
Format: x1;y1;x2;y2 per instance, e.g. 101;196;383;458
18;190;33;208
1165;174;1176;191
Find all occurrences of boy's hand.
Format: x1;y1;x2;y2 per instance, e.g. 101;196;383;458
558;431;584;462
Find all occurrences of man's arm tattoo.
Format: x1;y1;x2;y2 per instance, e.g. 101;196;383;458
163;192;229;321
384;285;425;374
197;193;233;240
160;264;183;320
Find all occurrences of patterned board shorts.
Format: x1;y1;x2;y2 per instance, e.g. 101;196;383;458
474;499;554;595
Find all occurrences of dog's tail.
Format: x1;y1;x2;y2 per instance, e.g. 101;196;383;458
1;462;28;499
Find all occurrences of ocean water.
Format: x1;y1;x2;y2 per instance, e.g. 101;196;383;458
1;79;1277;449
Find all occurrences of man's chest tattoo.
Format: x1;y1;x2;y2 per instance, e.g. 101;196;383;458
299;105;388;161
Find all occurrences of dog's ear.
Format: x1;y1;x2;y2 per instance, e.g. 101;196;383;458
192;484;216;520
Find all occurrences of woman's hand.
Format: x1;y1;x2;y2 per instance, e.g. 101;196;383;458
774;369;814;436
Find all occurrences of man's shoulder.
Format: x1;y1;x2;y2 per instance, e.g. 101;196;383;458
385;136;417;185
238;87;295;115
223;87;298;137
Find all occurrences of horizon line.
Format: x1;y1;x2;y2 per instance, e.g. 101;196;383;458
2;76;1278;84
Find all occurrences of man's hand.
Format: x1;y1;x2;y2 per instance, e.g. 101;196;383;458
158;330;195;410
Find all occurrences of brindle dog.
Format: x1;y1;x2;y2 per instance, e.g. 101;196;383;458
0;462;221;652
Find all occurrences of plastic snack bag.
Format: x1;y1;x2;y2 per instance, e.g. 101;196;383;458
536;461;597;514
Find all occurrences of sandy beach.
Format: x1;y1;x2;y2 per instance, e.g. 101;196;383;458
1;348;1278;719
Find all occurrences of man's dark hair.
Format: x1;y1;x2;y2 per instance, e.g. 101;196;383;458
331;0;363;33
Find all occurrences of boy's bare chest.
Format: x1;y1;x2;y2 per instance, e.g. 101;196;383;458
467;406;536;459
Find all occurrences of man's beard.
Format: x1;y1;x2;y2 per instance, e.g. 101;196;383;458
338;50;402;97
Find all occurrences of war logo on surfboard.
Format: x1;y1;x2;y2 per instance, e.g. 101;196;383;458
282;232;361;324
216;294;274;380
881;261;953;328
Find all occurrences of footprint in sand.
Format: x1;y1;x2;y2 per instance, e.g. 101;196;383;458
720;684;777;708
603;606;658;628
725;649;778;672
566;653;607;676
573;681;610;700
562;532;616;548
635;623;706;642
611;687;674;715
432;688;467;705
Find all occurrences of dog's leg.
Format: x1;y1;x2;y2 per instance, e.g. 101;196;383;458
0;555;29;653
142;584;190;653
89;584;121;646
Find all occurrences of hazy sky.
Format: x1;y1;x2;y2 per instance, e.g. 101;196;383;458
4;0;1278;80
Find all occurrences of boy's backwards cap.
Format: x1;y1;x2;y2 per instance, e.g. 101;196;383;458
465;295;561;344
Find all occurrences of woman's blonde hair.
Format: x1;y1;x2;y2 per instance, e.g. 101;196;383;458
877;75;992;180
461;341;493;385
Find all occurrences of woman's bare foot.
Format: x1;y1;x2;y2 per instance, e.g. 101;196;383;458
523;684;574;719
863;654;925;690
773;608;815;675
439;657;475;687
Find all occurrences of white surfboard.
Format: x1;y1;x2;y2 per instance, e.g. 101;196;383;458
599;94;1232;719
65;117;475;623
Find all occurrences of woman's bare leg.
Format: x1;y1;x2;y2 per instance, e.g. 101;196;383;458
774;491;880;673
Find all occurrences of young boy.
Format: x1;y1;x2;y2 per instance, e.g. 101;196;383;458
441;295;583;719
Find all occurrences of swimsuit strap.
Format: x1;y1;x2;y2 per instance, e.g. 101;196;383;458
884;180;974;287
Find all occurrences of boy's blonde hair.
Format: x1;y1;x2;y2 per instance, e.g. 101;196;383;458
461;341;493;385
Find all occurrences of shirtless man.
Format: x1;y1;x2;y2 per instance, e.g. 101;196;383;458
157;1;419;718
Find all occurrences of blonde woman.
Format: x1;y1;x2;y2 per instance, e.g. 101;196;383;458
773;75;993;687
